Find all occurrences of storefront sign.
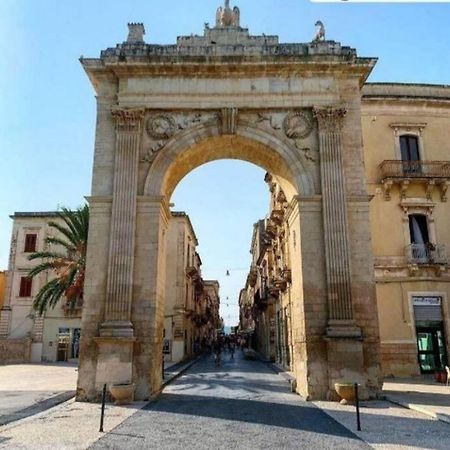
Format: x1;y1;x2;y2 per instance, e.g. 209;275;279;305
413;296;442;307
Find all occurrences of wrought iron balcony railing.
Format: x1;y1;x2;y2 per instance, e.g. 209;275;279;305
405;243;448;265
380;160;450;180
379;160;450;201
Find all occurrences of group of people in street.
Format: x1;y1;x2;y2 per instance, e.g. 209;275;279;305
211;335;248;367
191;334;249;367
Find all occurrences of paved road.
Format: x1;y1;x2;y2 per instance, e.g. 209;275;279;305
92;352;369;450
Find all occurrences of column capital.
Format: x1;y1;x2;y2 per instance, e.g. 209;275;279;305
313;106;346;133
111;107;145;132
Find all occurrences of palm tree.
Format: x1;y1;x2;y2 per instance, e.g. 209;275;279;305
27;205;89;315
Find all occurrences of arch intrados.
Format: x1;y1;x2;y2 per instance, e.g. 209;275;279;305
144;124;314;201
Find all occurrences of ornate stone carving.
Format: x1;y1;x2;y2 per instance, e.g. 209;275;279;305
440;180;450;202
283;111;313;139
294;143;317;162
221;107;238;135
146;114;176;140
256;113;281;130
313;106;346;133
111;108;145;132
216;1;240;28
141;142;166;164
313;21;325;42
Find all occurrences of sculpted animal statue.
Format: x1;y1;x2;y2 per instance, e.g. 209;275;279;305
313;20;325;42
216;0;240;27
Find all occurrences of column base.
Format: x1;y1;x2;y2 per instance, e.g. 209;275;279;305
93;336;135;393
326;320;362;339
100;320;134;338
325;335;369;401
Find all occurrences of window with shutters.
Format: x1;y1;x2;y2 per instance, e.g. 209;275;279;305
19;276;32;297
24;233;37;253
400;135;421;175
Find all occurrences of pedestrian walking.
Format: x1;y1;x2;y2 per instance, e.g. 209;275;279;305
213;338;222;367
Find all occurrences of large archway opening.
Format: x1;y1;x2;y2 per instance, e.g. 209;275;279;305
170;159;268;334
130;126;319;400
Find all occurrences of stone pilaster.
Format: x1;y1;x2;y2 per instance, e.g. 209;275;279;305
314;106;360;338
0;228;18;339
101;107;145;337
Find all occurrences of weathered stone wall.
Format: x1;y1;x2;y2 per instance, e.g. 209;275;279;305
0;338;31;364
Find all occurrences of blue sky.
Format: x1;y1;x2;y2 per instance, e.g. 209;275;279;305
1;0;450;325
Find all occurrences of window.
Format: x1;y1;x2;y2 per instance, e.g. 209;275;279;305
400;135;420;161
400;135;421;174
19;276;32;297
409;214;429;244
24;233;37;253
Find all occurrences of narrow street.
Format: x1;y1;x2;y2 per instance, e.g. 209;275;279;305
92;352;368;450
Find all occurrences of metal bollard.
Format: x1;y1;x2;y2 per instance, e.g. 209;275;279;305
354;382;361;431
99;383;107;432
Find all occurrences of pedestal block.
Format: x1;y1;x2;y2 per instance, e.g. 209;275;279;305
94;337;135;393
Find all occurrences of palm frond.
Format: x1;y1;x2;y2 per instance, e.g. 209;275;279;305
28;262;57;278
47;221;78;246
29;203;89;314
45;236;75;252
28;251;70;261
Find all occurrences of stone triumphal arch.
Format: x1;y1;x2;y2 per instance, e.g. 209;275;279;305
77;3;382;401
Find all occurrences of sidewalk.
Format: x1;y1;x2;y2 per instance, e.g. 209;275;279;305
0;357;201;449
0;363;78;426
383;377;450;424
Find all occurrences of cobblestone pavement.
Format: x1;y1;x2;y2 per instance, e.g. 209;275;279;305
92;352;368;450
0;363;77;425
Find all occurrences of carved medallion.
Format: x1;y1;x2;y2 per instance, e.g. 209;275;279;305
146;114;176;140
283;111;313;139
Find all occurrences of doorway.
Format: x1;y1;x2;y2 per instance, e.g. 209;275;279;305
416;324;448;373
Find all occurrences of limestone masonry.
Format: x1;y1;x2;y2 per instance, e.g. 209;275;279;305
1;1;449;402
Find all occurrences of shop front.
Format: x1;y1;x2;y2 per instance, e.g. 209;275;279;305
413;296;448;373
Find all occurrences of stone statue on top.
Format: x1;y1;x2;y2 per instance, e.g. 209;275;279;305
216;0;240;28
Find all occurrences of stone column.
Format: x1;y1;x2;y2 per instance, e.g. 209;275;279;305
90;107;145;394
314;106;360;338
100;107;145;338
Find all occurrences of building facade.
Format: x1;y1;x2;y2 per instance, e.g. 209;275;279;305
164;212;221;363
0;271;6;309
0;212;82;363
362;83;450;378
240;83;450;379
1;211;220;366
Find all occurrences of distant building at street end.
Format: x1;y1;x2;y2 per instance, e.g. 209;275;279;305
164;212;220;364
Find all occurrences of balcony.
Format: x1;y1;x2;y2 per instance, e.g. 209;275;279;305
247;266;258;287
186;265;199;279
379;160;450;201
405;243;448;265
